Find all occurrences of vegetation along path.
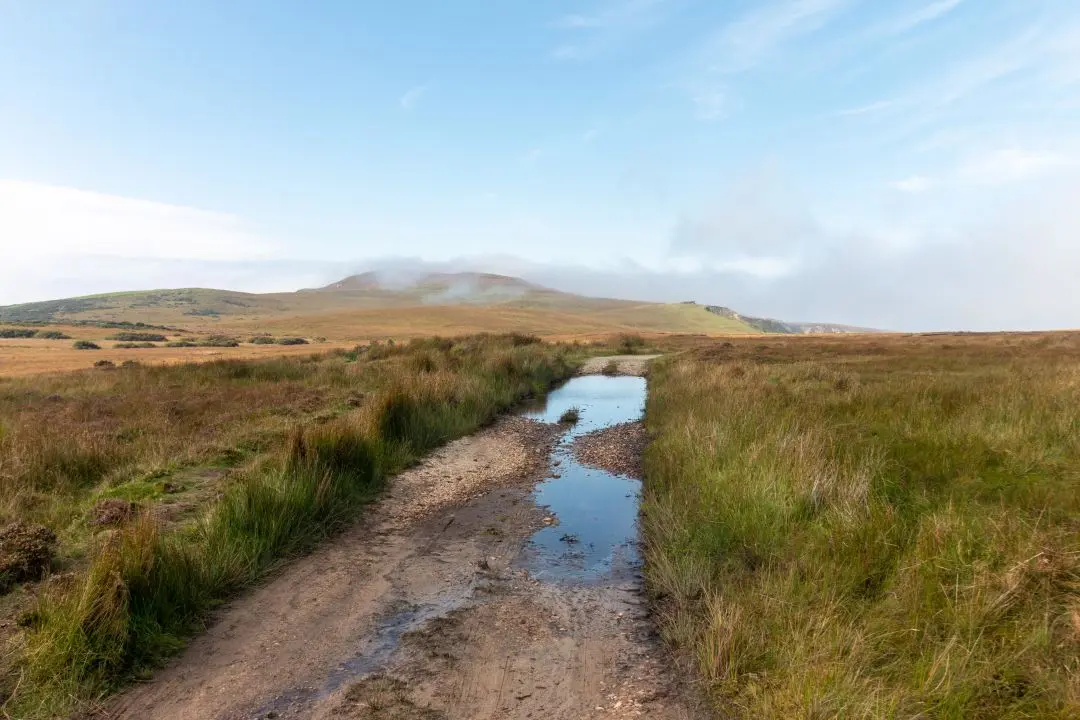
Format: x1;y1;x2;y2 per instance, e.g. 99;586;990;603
109;356;697;720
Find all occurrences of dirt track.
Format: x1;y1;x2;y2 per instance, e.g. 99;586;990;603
106;358;697;720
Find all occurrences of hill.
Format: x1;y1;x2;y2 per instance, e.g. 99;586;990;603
0;272;760;340
704;305;878;334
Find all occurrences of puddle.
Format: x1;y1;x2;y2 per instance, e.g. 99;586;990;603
520;375;647;582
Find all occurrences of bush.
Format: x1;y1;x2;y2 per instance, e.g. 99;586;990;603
165;341;196;348
107;332;167;342
73;341;100;350
93;360;115;369
559;407;581;424
34;330;71;340
249;336;276;345
113;342;157;349
197;335;240;348
276;337;308;346
616;333;646;354
0;328;38;339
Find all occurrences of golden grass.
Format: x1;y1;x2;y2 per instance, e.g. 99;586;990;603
0;337;352;377
643;331;1080;718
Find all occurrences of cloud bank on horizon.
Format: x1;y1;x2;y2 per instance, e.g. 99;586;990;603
1;0;1078;331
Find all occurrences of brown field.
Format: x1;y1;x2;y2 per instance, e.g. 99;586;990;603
0;336;353;377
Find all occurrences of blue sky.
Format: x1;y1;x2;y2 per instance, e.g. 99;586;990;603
2;0;1079;329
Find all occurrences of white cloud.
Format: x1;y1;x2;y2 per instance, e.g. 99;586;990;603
399;85;427;110
522;148;544;164
706;0;851;74
886;0;964;35
549;0;667;60
0;179;279;263
958;148;1070;185
837;99;898;116
891;175;934;193
552;45;584;60
552;0;665;30
691;85;728;120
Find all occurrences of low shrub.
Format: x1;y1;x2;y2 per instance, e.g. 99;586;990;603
93;360;115;369
113;342;157;349
0;328;38;339
249;336;276;345
34;330;71;340
165;341;196;348
107;333;167;342
559;407;581;424
197;335;240;348
276;337;308;346
616;333;646;354
73;341;100;350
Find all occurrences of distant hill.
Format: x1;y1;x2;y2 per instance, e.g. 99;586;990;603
703;305;876;334
0;272;761;338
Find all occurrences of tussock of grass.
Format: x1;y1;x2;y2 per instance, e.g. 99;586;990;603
4;334;575;717
71;341;100;350
559;407;581;424
643;337;1080;718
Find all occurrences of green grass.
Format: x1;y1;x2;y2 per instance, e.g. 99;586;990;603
643;336;1080;719
3;334;576;718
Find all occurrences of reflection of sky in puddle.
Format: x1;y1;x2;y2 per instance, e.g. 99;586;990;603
521;375;647;582
523;375;646;437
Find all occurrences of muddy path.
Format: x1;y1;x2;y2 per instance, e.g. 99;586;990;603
107;357;698;720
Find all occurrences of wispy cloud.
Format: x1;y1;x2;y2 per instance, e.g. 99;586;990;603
549;0;667;60
890;175;934;193
886;0;964;35
684;0;850;120
0;179;278;262
837;99;899;116
522;147;544;164
691;85;728;120
706;0;851;74
399;85;427;110
958;148;1071;185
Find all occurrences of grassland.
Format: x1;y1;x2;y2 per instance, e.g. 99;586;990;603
0;273;757;380
643;332;1080;718
0;301;750;378
0;334;577;718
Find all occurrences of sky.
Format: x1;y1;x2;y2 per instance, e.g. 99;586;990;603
2;0;1079;330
